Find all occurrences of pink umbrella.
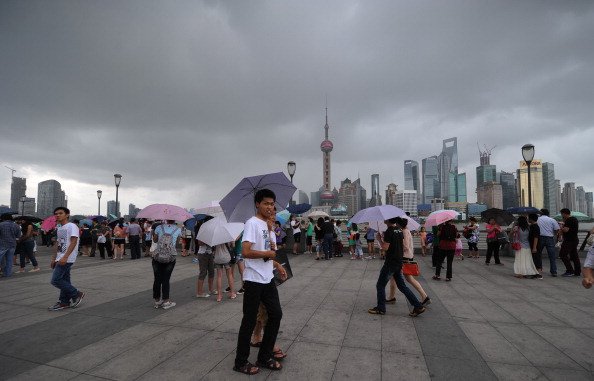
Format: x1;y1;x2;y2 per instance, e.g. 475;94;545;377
424;210;459;229
137;204;193;222
41;215;57;231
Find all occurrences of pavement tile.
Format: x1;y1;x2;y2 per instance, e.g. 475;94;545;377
466;298;520;324
297;308;350;346
381;315;423;355
538;367;594;381
0;354;40;380
333;347;381;380
487;362;546;380
532;325;594;372
268;341;341;380
382;351;430;381
275;305;317;340
6;364;79;381
458;321;530;365
424;355;496;380
496;300;565;326
342;311;381;351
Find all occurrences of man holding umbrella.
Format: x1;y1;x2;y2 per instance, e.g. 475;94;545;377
234;189;285;375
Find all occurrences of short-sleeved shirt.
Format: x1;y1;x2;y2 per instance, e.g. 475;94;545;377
291;220;301;235
537;215;560;237
562;217;579;242
56;222;80;263
383;226;404;266
306;222;314;236
242;216;274;284
127;223;142;236
528;224;540;249
0;221;22;249
322;221;334;235
154;224;181;244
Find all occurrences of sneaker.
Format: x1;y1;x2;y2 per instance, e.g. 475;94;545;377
192;258;199;263
154;299;163;308
211;290;218;295
29;268;40;273
561;272;574;277
551;273;557;277
385;298;396;304
225;287;231;293
409;306;426;317
48;301;70;311
71;291;85;308
422;297;431;306
367;307;385;315
195;293;210;298
161;301;176;310
237;288;245;294
533;274;543;279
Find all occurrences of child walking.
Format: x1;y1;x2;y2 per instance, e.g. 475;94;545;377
455;233;464;260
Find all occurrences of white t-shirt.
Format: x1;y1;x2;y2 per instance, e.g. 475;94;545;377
56;222;80;263
291;220;301;235
537;216;560;237
242;216;274;284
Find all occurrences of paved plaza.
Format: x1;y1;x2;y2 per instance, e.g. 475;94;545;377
1;247;593;380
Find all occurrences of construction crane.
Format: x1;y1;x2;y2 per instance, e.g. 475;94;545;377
477;143;496;166
4;166;16;178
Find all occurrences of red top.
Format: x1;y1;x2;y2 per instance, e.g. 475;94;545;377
438;224;457;251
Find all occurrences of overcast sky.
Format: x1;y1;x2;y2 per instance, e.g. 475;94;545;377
1;1;593;214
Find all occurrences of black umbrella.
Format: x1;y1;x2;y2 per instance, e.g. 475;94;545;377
287;203;311;215
480;208;515;226
506;206;540;215
15;215;43;223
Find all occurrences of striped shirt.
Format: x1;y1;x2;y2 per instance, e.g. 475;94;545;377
0;221;22;249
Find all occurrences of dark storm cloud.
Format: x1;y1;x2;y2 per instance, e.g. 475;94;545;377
1;0;593;212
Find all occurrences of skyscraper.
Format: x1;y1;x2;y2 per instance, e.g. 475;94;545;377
338;177;366;216
562;182;577;210
477;182;503;209
541;162;557;214
500;171;518;209
422;156;438;204
395;190;418;217
554;180;562;214
10;177;26;212
586;192;593;217
107;200;119;217
22;197;36;216
404;160;419;192
385;183;398;206
320;108;335;206
369;174;382;206
576;186;587;214
476;165;497;187
37;180;67;218
517;160;544;208
438;137;466;202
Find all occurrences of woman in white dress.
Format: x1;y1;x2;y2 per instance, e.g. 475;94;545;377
512;216;542;279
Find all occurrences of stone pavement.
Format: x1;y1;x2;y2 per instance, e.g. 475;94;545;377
1;247;593;380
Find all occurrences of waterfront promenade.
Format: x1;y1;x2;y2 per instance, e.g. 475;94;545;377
1;246;593;380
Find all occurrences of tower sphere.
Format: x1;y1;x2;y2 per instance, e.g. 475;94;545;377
321;140;334;153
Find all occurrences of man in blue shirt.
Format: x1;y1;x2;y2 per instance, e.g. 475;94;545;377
0;213;22;277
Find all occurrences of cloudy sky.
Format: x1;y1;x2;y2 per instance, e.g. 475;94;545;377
1;1;593;214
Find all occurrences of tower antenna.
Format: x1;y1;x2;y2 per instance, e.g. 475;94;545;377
4;166;16;178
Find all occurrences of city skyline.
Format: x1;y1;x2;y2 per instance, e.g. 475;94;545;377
2;2;593;214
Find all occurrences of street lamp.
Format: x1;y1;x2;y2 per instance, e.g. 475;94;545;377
20;195;26;215
287;161;296;205
114;174;122;217
521;144;535;207
97;190;102;215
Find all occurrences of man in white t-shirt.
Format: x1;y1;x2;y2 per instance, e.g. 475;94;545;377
234;189;284;375
290;215;301;255
48;207;85;311
537;209;560;276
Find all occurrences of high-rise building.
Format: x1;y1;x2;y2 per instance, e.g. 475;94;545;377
476;165;497;187
22;197;36;215
395;190;418;217
437;138;466;202
385;183;398;206
128;203;141;218
320;108;335;206
422;156;439;204
107;200;119;217
369;174;382;206
404;160;419;199
500;171;518;210
37;180;67;218
576;186;587;214
477;182;503;209
457;173;467;202
541;162;557;214
10;177;26;212
338;178;366;216
586;192;593;217
562;182;577;210
517;160;544;208
554;180;562;214
430;198;445;212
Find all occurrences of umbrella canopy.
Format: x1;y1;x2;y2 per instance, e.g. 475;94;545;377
481;208;515;226
184;214;212;230
137;204;193;222
287;203;312;215
554;211;591;221
15;215;43;223
349;205;406;224
194;201;224;216
89;215;107;222
196;217;245;247
79;219;93;227
0;207;18;215
41;215;57;231
506;206;540;215
375;215;421;233
424;210;459;229
108;214;119;221
307;210;330;219
276;210;291;225
220;172;297;223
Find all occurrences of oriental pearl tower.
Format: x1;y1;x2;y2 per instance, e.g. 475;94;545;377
320;107;335;206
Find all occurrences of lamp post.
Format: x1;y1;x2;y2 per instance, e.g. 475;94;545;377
97;190;102;215
114;174;122;217
287;161;296;205
20;195;26;215
521;144;535;207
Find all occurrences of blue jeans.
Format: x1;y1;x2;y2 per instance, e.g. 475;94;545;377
0;247;15;277
51;263;79;304
19;240;38;269
323;233;334;259
538;236;557;275
376;262;422;312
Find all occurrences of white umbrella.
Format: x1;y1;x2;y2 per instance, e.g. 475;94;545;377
307;210;329;218
194;200;224;217
196;217;244;247
349;205;406;224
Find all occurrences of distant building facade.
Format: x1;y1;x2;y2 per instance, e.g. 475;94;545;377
517;160;544;208
422;156;439;204
10;177;26;212
541;162;557;214
562;182;577;211
395;190;418;217
477;182;503;209
500;171;518;210
385;183;398;206
107;200;120;217
37;180;67;218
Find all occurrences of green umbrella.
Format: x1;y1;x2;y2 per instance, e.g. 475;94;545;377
553;211;591;221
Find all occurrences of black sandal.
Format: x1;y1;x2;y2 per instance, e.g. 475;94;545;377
250;341;261;347
233;362;260;375
256;358;283;371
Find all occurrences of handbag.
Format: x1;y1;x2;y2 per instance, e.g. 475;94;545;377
511;230;521;251
402;261;420;276
214;244;232;265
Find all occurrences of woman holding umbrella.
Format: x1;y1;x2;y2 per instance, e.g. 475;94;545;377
485;218;503;265
433;220;457;281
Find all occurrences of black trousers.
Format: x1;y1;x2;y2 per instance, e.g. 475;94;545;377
467;242;478;251
559;240;580;275
152;259;175;300
486;241;501;264
435;249;454;279
235;280;282;368
98;242;107;258
432;245;440;267
129;236;141;259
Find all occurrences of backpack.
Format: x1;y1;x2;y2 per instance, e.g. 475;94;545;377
463;227;472;239
442;225;456;241
426;233;434;244
153;225;179;263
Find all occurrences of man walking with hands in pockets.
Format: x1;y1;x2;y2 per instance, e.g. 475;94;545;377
234;189;285;375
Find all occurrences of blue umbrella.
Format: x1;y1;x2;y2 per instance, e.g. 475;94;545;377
276;210;290;225
89;215;107;222
80;219;93;227
184;214;214;230
506;207;540;215
287;203;311;215
220;172;297;223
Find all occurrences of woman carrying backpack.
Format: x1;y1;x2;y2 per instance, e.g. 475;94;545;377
432;220;457;281
152;220;181;309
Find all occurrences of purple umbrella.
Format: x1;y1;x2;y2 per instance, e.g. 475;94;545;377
137;204;193;222
220;172;297;223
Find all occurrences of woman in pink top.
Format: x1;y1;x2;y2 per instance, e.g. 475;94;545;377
485;218;503;265
112;221;128;260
